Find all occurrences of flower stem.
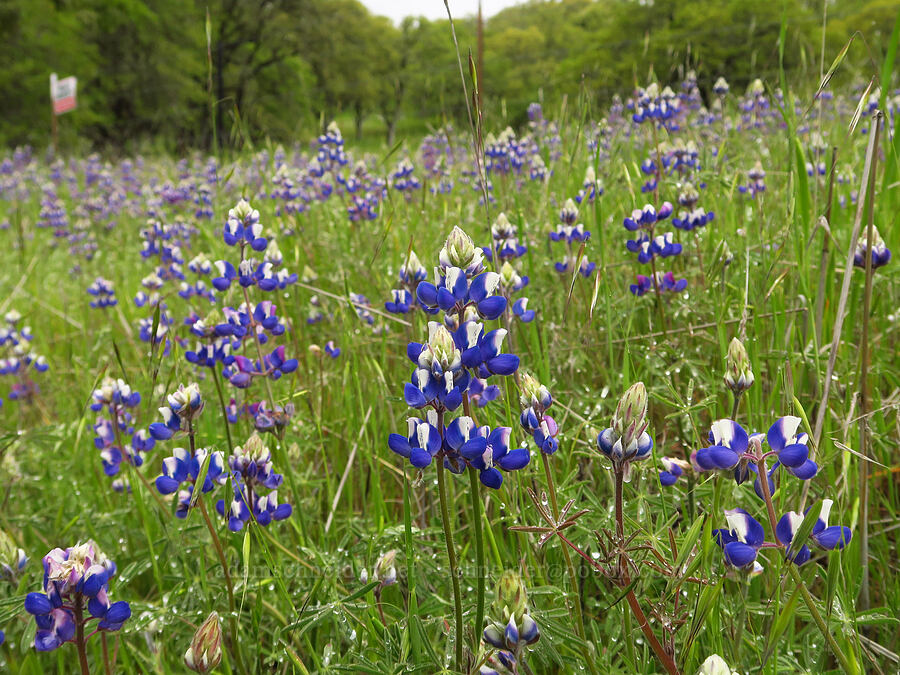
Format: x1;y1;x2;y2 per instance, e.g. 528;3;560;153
462;390;486;660
437;458;464;671
73;595;91;675
211;366;234;452
756;454;857;674
101;633;112;675
541;453;599;675
614;468;680;675
730;391;742;422
467;466;485;660
189;420;248;675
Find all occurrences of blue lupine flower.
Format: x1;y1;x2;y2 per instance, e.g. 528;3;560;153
87;277;117;309
185;337;234;369
416;267;507;320
484;212;528;261
694;419;749;477
518;372;559;453
385;289;415;314
776;499;851;566
223;346;298;388
155;446;226;517
713;509;765;568
388;412;444;469
90;378;152;478
468;377;500;407
445;419;531;488
659;456;688;486
512;297;535;322
148;383;203;440
25;542;129;651
325;340;340;358
623;202;673;231
482;611;540;655
766;416;817;479
632;232;683;263
216;434;292;531
223;199;267;250
673;208;715;231
403;323;470;411
549;199;590;242
852;226;891;269
713;77;730;96
575;165;603;204
628;270;688;296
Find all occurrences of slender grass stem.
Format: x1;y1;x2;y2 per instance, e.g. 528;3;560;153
756;454;857;674
856;113;880;611
436;457;464;672
189;422;247;675
613;469;680;675
467;466;485;659
540;452;599;675
211;366;234;452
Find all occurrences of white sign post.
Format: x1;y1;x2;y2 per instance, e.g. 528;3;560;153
49;73;78;153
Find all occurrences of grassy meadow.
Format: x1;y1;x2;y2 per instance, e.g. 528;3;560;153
0;42;899;675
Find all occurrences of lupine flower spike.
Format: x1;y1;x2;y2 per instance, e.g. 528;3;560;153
184;611;223;673
24;541;130;652
481;571;540;674
597;382;652;479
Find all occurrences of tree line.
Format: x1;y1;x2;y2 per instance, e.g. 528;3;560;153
0;0;895;151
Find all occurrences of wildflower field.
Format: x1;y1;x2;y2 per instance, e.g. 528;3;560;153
1;29;900;675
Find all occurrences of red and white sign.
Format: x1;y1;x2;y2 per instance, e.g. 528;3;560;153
50;73;78;115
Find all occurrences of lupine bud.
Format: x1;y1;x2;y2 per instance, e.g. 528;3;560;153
493;212;513;237
229;198;255;222
499;261;518;288
494;570;528;621
439;226;484;275
242;433;266;460
301;265;317;283
518;373;551;412
698;654;738;675
400;250;426;281
184;611;222;673
612;382;648;453
423;322;461;371
168;382;204;421
373;550;397;587
0;530;27;581
598;382;653;470
724;338;754;394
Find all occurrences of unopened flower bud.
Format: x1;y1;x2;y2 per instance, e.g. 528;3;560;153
184;612;222;673
301;265;317;283
612;382;648;451
698;653;739;675
493;570;528;622
518;373;551;413
0;530;26;581
724;338;754;394
439;226;484;275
